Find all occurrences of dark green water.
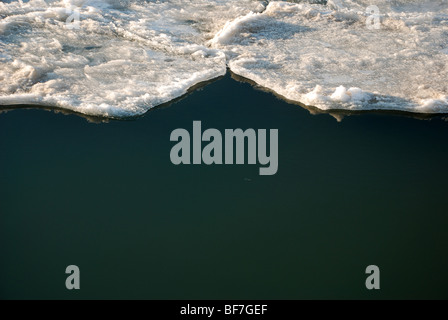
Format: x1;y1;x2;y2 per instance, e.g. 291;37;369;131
1;74;448;299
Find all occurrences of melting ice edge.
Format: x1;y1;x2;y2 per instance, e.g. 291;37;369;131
1;0;448;118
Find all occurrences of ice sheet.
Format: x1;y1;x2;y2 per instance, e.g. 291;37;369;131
1;0;447;117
